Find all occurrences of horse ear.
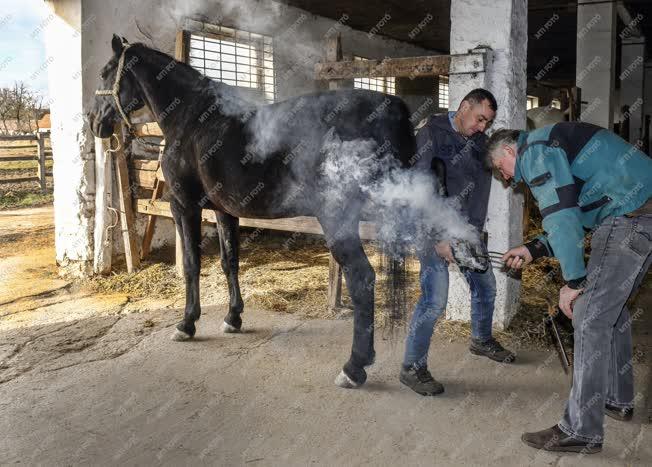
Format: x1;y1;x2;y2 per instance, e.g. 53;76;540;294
121;36;130;45
111;34;124;54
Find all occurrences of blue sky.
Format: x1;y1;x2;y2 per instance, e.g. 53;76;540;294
0;0;51;100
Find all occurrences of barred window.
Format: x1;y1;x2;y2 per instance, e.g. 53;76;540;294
527;95;540;110
438;76;449;109
353;56;395;95
188;26;275;103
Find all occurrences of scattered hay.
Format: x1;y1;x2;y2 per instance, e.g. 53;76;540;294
81;230;577;350
86;262;181;299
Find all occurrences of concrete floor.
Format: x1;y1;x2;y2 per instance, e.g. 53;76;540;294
0;307;650;465
0;207;650;466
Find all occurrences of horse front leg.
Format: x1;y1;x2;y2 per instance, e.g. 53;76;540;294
171;200;202;341
214;210;244;333
321;221;376;388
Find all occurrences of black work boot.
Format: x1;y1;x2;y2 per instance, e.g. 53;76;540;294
399;365;444;396
521;425;602;454
470;337;516;363
605;403;634;421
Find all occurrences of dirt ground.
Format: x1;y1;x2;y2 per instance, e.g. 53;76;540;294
0;206;650;465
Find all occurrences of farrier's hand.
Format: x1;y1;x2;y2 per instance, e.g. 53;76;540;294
559;285;583;320
502;245;533;269
435;241;456;264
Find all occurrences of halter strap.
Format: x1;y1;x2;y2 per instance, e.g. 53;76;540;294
95;43;135;129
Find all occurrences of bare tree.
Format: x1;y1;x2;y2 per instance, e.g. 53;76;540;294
0;87;12;135
13;82;29;132
32;94;44;133
0;83;46;135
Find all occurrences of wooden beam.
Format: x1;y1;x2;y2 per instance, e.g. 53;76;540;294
0;156;38;162
316;55;453;80
131;159;159;171
0;144;37;150
133;122;163;138
130;169;158;190
0;176;40;184
0;135;37;141
93;136;113;275
114;125;141;272
135;199;377;240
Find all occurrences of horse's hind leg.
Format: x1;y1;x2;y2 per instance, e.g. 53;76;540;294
170;199;202;341
320;220;376;388
214;211;244;333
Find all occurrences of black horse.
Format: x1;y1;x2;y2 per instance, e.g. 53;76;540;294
88;35;474;388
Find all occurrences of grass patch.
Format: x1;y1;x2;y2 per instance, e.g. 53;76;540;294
0;189;53;210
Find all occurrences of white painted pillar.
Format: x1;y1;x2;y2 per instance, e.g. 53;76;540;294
44;0;95;276
620;37;646;144
576;0;617;129
446;0;527;329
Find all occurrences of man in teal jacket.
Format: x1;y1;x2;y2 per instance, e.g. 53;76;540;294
486;122;652;454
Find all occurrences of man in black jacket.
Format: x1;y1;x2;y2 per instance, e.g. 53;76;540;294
401;89;516;396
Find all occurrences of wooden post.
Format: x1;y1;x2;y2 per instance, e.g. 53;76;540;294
325;33;344;91
327;257;343;310
140;140;166;259
325;32;345;309
175;229;184;277
171;28;185;275
93;135;113;274
36;132;46;192
570;87;582;122
113;124;141;272
175;30;189;61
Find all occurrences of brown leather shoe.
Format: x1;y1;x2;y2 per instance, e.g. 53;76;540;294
521;425;602;453
605;403;634;421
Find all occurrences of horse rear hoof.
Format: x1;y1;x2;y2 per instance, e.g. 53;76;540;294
334;370;360;389
221;321;242;333
171;329;193;341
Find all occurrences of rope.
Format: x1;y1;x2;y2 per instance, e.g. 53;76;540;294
95;41;165;149
95;43;134;130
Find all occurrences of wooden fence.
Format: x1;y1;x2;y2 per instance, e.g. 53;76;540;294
0;131;52;192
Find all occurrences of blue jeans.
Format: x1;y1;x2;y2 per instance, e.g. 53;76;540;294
403;252;497;369
558;214;652;443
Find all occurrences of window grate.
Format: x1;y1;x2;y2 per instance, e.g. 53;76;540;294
353;57;395;95
188;26;275;103
527;95;540;110
438;76;449;109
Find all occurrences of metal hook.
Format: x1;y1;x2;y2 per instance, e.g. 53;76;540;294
103;207;120;247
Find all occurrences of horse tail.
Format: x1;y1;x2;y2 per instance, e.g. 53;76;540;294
378;212;411;334
377;104;417;332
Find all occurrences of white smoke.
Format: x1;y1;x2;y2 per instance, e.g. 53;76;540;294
319;132;479;256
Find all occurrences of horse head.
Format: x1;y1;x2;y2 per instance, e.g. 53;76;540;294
87;34;149;138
